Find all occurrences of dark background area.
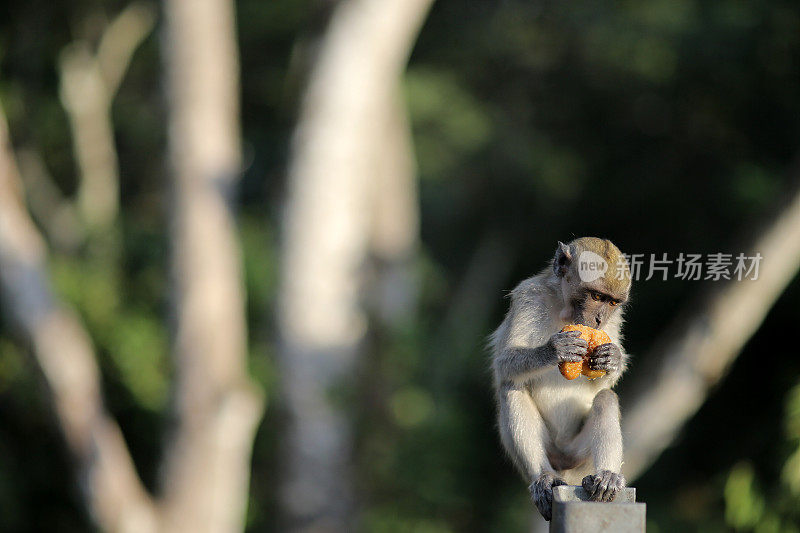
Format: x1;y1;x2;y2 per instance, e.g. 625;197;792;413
1;0;799;531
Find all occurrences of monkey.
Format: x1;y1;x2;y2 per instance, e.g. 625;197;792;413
489;237;631;521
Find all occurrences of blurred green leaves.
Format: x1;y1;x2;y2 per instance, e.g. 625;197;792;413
623;0;699;33
783;382;800;496
240;215;279;392
105;311;168;410
583;29;678;83
722;378;800;532
725;462;765;530
390;387;434;428
405;68;491;180
362;506;453;533
49;251;170;410
0;339;25;393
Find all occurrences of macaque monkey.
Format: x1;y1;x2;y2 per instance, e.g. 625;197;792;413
490;237;631;521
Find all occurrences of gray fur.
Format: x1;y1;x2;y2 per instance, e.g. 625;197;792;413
490;239;630;521
493;330;586;383
530;472;567;521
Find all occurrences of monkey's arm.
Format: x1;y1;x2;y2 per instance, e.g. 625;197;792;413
491;292;585;384
493;344;557;384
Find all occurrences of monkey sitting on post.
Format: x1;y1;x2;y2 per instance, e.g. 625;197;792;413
490;237;631;521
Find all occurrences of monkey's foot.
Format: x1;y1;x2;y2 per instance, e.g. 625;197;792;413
530;472;567;521
581;470;625;502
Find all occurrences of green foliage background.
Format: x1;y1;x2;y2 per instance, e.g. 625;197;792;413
1;0;800;531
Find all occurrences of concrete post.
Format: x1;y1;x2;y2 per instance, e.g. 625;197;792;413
549;486;646;533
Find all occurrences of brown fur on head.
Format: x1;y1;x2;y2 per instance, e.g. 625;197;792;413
553;237;630;328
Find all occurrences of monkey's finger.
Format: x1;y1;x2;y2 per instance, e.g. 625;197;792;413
558;344;586;355
597;471;623;501
600;481;615;501
563;347;584;355
566;342;588;352
593;473;610;501
565;342;588;351
531;476;556;521
539;502;552;521
563;336;588;345
560;339;586;349
602;475;621;502
556;338;587;349
535;491;553;521
560;330;582;338
582;475;601;500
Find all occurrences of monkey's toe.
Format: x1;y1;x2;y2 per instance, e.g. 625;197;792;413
530;473;567;521
581;474;600;500
529;481;552;521
582;470;625;502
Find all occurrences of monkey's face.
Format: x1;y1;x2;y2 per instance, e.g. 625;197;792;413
568;283;626;329
553;237;630;329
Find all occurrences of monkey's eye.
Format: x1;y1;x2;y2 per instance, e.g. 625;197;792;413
609;299;619;307
590;291;603;301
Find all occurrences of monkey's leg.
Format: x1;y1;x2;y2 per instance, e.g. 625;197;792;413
564;389;625;502
498;383;564;520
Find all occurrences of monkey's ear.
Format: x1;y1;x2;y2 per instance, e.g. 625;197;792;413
553;241;572;277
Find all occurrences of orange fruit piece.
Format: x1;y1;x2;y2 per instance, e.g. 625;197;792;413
560;360;583;380
558;324;611;380
581;366;606;380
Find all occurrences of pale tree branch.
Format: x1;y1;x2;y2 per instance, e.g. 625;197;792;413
97;3;157;97
278;0;434;530
57;2;155;230
367;89;420;325
0;100;157;533
622;177;800;480
160;0;264;531
16;147;82;251
2;0;262;530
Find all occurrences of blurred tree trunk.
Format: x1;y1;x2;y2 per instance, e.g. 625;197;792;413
277;0;433;530
0;0;263;531
58;2;155;231
160;0;264;531
0;97;158;533
622;178;800;480
367;93;420;326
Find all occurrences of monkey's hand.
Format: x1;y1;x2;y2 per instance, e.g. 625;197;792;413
587;343;622;373
582;470;626;502
548;330;587;365
530;472;567;521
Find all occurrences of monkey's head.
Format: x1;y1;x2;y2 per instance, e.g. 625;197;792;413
552;237;631;329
